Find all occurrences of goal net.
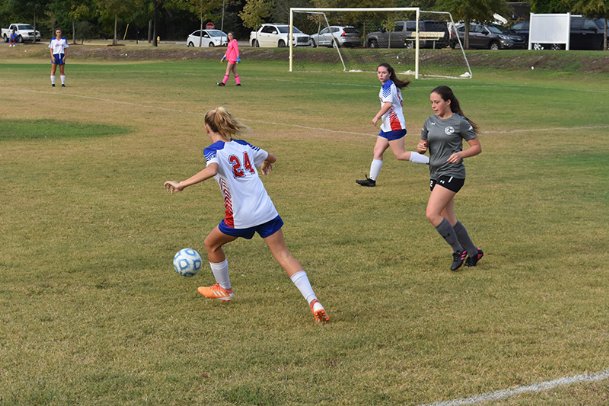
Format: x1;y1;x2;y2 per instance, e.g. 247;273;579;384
289;7;472;79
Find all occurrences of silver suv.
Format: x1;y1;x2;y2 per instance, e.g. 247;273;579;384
310;26;361;47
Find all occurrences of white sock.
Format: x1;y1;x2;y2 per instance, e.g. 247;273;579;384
409;152;429;164
209;259;231;290
290;270;317;304
369;159;383;181
60;75;65;85
50;75;55;84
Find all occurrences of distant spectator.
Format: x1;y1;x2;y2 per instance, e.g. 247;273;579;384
9;29;17;47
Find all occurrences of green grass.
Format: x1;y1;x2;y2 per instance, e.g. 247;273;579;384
1;47;609;405
0;119;130;140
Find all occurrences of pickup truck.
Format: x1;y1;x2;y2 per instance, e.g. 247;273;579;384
366;20;449;49
2;23;42;43
250;23;310;47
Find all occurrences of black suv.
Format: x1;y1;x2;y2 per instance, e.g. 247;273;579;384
450;23;526;50
509;17;604;50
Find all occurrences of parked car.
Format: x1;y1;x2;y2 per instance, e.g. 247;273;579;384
594;18;608;48
508;17;604;50
2;23;41;43
310;26;360;47
186;29;227;47
366;20;449;49
250;23;310;47
450;23;525;50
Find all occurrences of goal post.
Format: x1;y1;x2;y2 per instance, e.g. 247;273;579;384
290;7;420;77
289;7;472;79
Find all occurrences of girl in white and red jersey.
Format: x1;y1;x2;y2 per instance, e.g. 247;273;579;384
164;107;329;323
217;32;241;86
49;28;69;87
356;63;429;187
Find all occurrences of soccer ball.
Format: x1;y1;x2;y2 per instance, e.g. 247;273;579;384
173;248;202;277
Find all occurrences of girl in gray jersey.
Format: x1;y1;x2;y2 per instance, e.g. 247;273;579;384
417;86;483;271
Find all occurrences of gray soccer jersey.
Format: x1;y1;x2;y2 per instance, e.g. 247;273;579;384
420;113;477;179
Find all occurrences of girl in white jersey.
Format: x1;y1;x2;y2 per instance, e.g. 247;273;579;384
356;63;429;187
49;28;68;87
164;107;329;323
417;86;483;271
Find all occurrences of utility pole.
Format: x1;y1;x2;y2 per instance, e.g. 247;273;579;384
221;0;225;32
153;0;158;46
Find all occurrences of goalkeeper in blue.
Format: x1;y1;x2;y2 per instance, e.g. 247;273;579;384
164;107;329;323
356;62;429;187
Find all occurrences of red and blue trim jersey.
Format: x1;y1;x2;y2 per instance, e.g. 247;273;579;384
49;37;69;54
379;80;406;133
204;139;278;229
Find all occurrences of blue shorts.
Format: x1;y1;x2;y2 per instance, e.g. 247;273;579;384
379;129;406;141
52;54;65;65
218;215;284;240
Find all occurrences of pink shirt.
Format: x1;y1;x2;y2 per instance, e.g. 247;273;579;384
224;39;239;63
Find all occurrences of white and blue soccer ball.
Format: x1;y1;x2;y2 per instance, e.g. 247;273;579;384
173;248;202;277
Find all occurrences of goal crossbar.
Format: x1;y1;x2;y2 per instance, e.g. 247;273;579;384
289;7;421;77
289;7;472;79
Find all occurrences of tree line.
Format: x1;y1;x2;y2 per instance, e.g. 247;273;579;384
1;0;606;47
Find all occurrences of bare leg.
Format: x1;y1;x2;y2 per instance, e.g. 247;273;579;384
426;185;457;227
388;137;412;161
204;226;237;263
263;229;302;277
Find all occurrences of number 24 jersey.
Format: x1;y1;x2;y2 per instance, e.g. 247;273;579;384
204;139;278;229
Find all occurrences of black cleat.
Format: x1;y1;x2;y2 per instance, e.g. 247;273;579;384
52;84;55;87
466;249;484;267
450;250;467;271
217;82;225;86
356;177;376;187
236;84;241;86
61;84;65;87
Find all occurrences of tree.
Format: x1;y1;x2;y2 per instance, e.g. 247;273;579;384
95;0;147;45
437;0;508;48
530;0;570;13
239;0;273;29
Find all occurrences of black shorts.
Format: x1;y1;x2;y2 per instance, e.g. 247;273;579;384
430;176;465;193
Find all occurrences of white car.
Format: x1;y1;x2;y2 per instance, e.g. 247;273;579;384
186;29;228;47
250;24;310;47
2;23;41;43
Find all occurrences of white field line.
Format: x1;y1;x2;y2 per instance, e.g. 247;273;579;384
423;367;609;406
21;89;609;137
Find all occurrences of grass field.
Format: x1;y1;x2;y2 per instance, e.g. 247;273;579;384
1;44;609;405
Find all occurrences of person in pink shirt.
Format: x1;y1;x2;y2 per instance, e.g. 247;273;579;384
217;32;241;86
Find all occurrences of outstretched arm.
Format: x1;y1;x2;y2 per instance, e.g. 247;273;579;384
164;163;219;193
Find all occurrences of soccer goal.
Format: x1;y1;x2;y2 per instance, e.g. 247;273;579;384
289;7;472;79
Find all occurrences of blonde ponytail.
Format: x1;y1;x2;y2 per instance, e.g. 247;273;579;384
204;107;246;140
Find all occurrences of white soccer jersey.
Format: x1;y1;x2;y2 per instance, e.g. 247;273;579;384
378;80;406;133
204;139;278;229
49;37;69;54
